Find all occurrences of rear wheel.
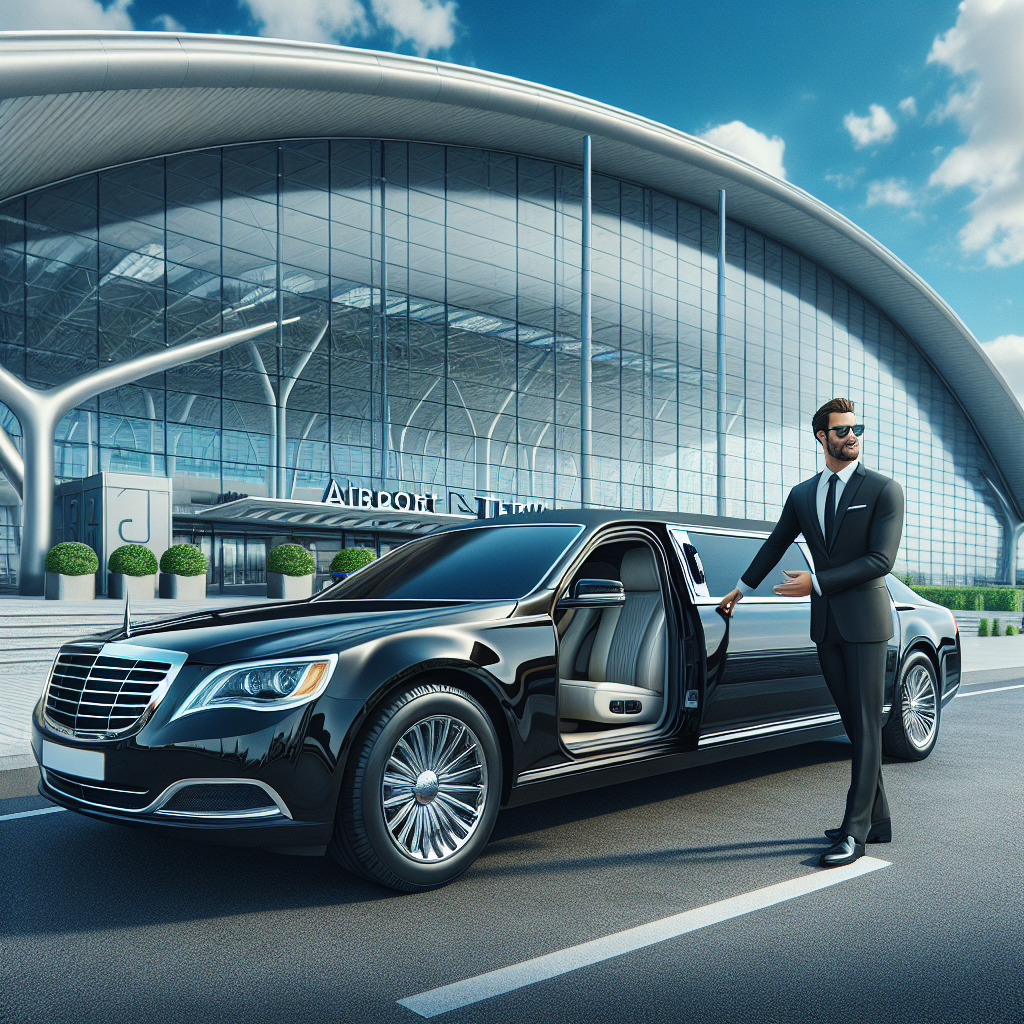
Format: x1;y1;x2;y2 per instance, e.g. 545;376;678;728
329;684;502;891
883;651;940;760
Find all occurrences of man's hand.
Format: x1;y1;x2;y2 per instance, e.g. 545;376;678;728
718;588;743;617
773;569;812;597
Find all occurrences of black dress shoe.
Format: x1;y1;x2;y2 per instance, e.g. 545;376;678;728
825;819;891;844
819;834;865;867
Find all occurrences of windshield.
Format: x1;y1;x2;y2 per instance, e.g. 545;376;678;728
315;524;582;601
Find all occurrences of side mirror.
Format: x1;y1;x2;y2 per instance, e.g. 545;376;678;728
558;578;626;608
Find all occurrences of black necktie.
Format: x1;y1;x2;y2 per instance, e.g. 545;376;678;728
824;473;840;544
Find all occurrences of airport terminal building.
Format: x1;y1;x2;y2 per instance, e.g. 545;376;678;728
1;32;1022;595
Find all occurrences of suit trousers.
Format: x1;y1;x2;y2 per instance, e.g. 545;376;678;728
816;604;890;842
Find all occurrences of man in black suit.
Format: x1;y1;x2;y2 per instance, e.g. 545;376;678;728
717;397;904;868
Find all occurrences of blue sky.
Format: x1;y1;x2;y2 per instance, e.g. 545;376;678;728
4;0;1023;396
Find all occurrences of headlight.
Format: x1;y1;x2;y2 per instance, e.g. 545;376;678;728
171;655;337;719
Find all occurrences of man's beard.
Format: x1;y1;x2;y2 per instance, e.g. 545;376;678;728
827;437;858;462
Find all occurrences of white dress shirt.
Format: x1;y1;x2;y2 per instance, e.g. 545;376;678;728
735;459;860;597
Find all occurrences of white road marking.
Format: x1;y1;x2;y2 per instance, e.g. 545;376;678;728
0;806;66;822
958;683;1024;697
398;856;889;1018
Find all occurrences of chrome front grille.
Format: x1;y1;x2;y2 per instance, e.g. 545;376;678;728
44;642;182;738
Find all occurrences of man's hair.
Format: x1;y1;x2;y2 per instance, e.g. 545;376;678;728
812;397;855;438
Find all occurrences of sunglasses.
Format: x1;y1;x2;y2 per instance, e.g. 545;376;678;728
826;424;865;438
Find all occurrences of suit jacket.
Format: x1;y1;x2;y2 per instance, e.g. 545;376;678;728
740;463;904;643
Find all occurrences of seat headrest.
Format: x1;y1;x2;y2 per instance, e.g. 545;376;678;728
620;547;660;592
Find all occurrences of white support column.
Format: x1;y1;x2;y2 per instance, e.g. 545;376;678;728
580;136;593;508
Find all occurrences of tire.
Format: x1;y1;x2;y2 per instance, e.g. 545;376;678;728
329;684;503;892
883;650;941;760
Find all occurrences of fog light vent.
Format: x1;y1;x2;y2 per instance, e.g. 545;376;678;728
159;783;277;816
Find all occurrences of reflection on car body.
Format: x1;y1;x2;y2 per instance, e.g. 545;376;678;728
31;510;960;891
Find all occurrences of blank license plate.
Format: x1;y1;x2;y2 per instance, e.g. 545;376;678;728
42;740;104;781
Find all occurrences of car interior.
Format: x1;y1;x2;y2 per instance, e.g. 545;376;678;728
556;538;668;748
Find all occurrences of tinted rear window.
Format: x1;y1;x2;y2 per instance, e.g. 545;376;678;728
319;524;582;600
688;531;810;597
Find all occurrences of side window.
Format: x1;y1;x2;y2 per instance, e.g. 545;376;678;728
688;532;810;598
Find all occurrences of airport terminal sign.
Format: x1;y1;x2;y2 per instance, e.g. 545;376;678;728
320;480;548;519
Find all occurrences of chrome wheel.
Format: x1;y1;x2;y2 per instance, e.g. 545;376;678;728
381;715;487;862
901;663;938;751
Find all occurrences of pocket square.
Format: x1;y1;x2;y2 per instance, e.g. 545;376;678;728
848;504;867;510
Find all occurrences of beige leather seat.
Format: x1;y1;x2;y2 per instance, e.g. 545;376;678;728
559;546;666;725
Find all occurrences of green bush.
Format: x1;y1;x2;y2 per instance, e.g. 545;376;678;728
992;618;1001;636
45;542;98;577
330;548;376;574
266;544;315;577
107;544;158;577
911;586;984;611
910;585;1023;612
978;619;989;636
980;588;1024;612
159;544;208;577
1006;625;1017;636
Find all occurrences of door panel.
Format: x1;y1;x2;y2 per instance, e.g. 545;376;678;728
697;602;833;732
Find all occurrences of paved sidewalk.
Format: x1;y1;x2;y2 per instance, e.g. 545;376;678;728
2;608;1022;771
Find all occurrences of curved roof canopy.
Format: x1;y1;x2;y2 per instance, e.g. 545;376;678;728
1;30;1021;517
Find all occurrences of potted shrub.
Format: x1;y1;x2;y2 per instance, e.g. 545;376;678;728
330;547;376;582
44;542;98;601
267;544;316;599
159;544;209;600
108;544;158;601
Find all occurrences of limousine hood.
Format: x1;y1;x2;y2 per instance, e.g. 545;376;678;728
86;598;519;664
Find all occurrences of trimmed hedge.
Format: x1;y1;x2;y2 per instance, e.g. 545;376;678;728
911;585;1023;612
330;548;376;574
159;544;208;577
107;544;158;577
267;544;315;577
978;619;989;636
45;542;98;577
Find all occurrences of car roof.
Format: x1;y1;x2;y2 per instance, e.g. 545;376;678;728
443;507;778;536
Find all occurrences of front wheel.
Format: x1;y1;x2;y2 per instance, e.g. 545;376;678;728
883;651;941;760
329;684;503;891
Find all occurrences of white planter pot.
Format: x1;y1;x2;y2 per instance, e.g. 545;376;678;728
159;572;207;600
108;572;157;601
267;572;314;600
45;572;96;601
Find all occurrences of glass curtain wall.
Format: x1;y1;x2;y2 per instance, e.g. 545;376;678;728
0;138;1007;583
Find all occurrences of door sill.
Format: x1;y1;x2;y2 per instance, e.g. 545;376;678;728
698;712;842;747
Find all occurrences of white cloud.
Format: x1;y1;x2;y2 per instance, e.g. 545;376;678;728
825;170;862;190
243;0;370;44
843;104;898;148
241;0;458;54
699;121;787;180
898;95;918;117
982;334;1024;401
153;13;185;32
866;177;916;208
370;0;458;55
927;0;1024;267
0;0;134;30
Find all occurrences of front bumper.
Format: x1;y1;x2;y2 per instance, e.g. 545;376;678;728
30;691;363;848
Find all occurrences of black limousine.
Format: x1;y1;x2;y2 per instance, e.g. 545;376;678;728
31;510;960;891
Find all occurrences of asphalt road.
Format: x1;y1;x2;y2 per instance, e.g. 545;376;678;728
2;680;1022;1024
